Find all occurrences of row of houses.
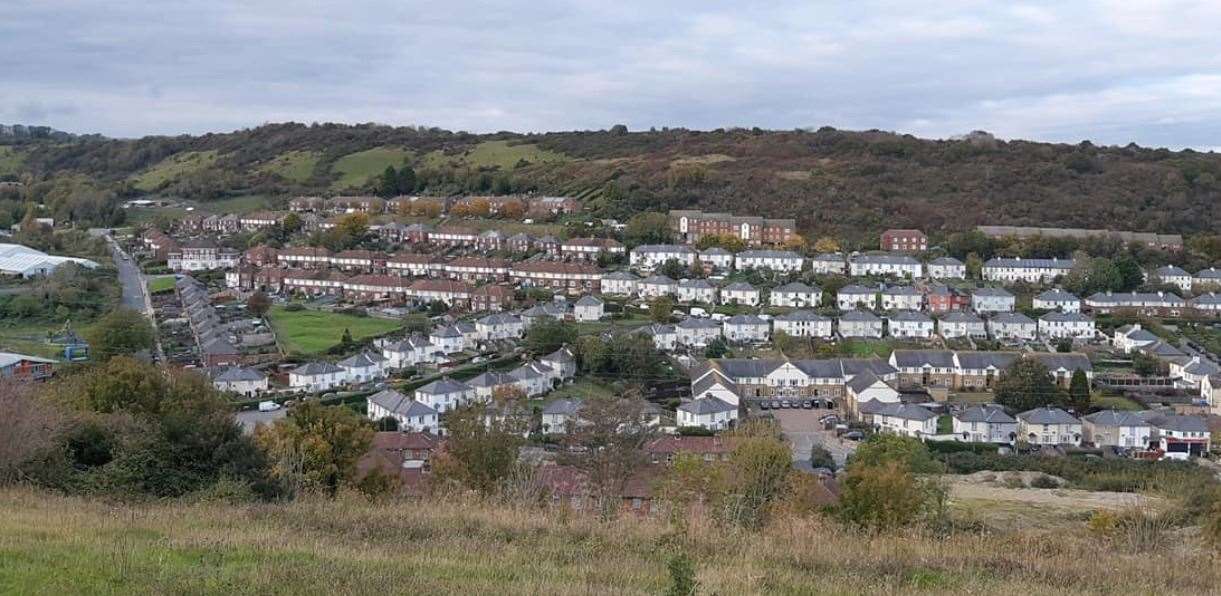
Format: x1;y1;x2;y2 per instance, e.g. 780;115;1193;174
287;194;580;217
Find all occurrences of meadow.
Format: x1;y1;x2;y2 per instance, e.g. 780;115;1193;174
330;147;413;190
131;150;220;191
266;306;402;354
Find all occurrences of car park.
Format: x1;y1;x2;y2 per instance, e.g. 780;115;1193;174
759;400;771;410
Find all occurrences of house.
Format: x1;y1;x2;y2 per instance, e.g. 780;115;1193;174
505;233;534;253
926;257;966;279
889;350;957;388
955;352;1020;390
773;310;833;338
676;317;723;347
542;399;583;433
987;312;1037;342
239;211;285;231
870;403;938;437
971;287;1015;313
429;326;467;355
367;389;440;433
646;436;732;464
770;282;821;308
442;257;510;282
382;335;438;368
470;284;514;312
676;397;738;431
1028;353;1093;386
573;296;605;322
1017;407;1082;445
338;351;387;384
510;262;602;294
1193;267;1221;292
952;405;1017;443
880;285;922;311
937;311;986;339
0;351;56;381
924;284;969;313
510;362;552;397
1175;356;1221;390
1085;291;1187;317
561;237;624;260
386;253;440;277
601;271;640;296
430;226;479;247
477;230;504;252
698;247;734;271
669;209;796;246
880;229;927;252
629;244;696;270
848;254;923;278
689;357;900;403
1151;265;1192;293
414;376;475;413
1139;412;1211;458
809;253;847;275
1111;324;1160;354
676;278;717;303
845;371;900;410
1033;289;1081;312
467;371;522;401
734;250;804;273
1191;292;1221;314
886;310;934;339
839;310;883;338
1038;311;1095;340
521;302;569;327
1082;410;1152;449
837;285;879;310
199;337;241;367
476;313;524;341
278;246;333;269
720;282;761;306
167;239;240;271
408;279;474;307
690;370;741;406
535;235;560;254
529;196;579;216
638;274;678;299
207;366;268;397
289;361;347;392
722;315;770;343
982;258;1074;284
1204;374;1221;415
245;245;279;267
541;346;578;381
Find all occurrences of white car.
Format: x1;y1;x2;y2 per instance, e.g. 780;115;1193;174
258;401;281;412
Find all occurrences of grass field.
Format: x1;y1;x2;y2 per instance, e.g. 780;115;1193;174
258;150;320;183
420;140;568;171
330;147;413;190
0;146;24;175
267;306;402;354
124;195;270;224
0;322;68;359
0;487;1215;595
147;275;176;294
131;150;220;191
1091;393;1145;411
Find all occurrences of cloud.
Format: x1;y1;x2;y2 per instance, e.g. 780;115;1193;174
1;0;1220;147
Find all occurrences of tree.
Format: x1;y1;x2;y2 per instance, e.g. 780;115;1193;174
0;384;67;484
813;237;841;254
1113;255;1144;291
403;313;431;335
657;258;687;279
648;296;675;323
1066;369;1091;414
84;308;153;362
721;430;793;528
499;199;526;220
703;337;729;359
809;445;836;471
379;166;399;197
1133;352;1166;377
847;434;941;474
397;165;417;194
666;553;698;596
837;461;930;531
255;401;374;498
1055;337;1073;353
993;359;1061;412
246;291;271;317
560;394;657;517
432;402;527;496
524;318;577;355
782;234;807;252
624;212;671;246
695;233;746;252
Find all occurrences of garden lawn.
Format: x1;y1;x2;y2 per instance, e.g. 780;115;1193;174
147;276;176;294
268;306;402;355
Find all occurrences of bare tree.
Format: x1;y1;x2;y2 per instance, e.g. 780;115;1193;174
559;392;658;518
0;384;67;484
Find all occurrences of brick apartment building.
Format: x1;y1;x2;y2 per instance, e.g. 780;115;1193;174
669;210;796;247
880;229;927;252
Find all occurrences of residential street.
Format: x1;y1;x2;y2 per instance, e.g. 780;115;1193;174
771;408;856;469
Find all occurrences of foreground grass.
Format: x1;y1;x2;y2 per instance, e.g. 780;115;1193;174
0;487;1216;595
267;306;402;354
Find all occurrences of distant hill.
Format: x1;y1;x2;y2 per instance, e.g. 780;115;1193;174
0;123;84;142
2;122;1219;241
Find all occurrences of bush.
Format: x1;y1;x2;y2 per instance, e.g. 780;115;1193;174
1030;474;1061;489
935;451;1214;493
677;426;714;437
809;446;836;471
838;462;933;531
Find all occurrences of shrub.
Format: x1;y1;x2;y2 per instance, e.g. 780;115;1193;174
666;552;697;596
838;462;931;531
1030;474;1061;489
809;446;836;471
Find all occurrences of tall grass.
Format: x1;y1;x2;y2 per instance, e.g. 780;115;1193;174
0;487;1218;594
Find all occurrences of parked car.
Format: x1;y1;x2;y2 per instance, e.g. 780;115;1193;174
258;401;281;412
759;400;771;410
844;431;865;441
801;400;814;409
780;400;791;409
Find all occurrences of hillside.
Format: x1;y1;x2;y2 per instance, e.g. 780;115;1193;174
3;123;1220;241
0;487;1215;595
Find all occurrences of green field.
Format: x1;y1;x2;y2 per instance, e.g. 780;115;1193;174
124;195;270;224
1090;393;1144;411
420;140;569;171
258;150;320;183
0;322;68;359
267;306;402;354
330;147;413;190
147;275;176;294
131;150;220;191
0;146;25;175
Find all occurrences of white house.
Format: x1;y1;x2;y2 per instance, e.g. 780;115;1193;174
1111;324;1159;354
1205;374;1221;416
629;244;696;270
988;312;1037;342
927;257;966;279
846;371;900;408
541;346;578;381
676;317;723;347
289;361;347;393
1038;311;1095;340
849;254;923;278
880;285;923;311
871;403;938;438
1017;407;1082;445
735;250;804;273
676;279;718;303
982;257;1074;284
1194;267;1221;292
1139;412;1211;459
1191;293;1221;314
541;399;583;433
699;247;735;271
770;282;821;308
414;376;475;413
720;282;761;306
972;287;1015;313
208;366;268;397
367;389;439;433
430;325;466;354
510;362;552;397
638;275;678;299
676;397;738;431
1151;265;1192;293
574;295;605;321
887;310;934;339
952;405;1017;443
601;271;640;296
691;370;741;406
382;335;438;368
476;313;525;341
839;310;883;338
773;310;833;338
722;314;770;343
937;311;986;339
1175;356;1221;390
1033;289;1081;312
1082;410;1151;449
638;323;678;352
338;351;387;384
837;285;878;310
809;253;847;275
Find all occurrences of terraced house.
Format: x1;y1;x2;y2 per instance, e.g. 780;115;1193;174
629;244;696;270
510;262;602;294
982;257;1074;284
690;358;899;401
734;249;804;273
848;253;923;278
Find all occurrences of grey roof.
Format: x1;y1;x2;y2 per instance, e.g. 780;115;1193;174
1087;291;1186;306
510;365;543;381
211;366;266;382
416;376;472;395
738;250;803;259
1017;407;1080;425
773;281;818;294
775;310;829;322
1082;410;1149;428
700;247;731;255
857;399;889;415
888;310;932;323
723;281;758;292
1035;289;1080;302
201;337;239;354
637;323;676;336
1183;358;1221;376
984;257;1075;270
990;312;1035;325
1028;352;1092;372
840;310;880;322
1191;293;1221;306
678;317;722;329
956;351;1020;370
368;389;437;417
881;285;921;296
812;252;845;262
1116;325;1158;343
544;346;576;363
602;270;640;280
633;244;695;254
726;314;768;326
973;287;1015;298
955;405;1015;424
467;371;517;388
891;349;955;368
430;325;463;338
851;254;920;265
1040;311;1093;322
940;311;984;324
294;361;344;375
846;370;889;394
1138;412;1209;433
678;396;736;415
575;295;604;306
543;398;583;416
1141;340;1187;359
640;274;677;285
1154;265;1189;277
692;372;738;395
338;351;385;368
839;284;878;295
1196;267;1221;279
478;313;522;326
877;403;938;421
678;278;715;289
929;257;964;266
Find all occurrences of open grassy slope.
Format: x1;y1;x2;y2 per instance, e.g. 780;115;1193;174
421;140;569;171
0;146;24;176
330;147;413;190
131;150;220;191
267;306;402;354
257;150;320;183
0;488;1215;595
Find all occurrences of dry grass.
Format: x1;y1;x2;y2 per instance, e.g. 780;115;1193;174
0;487;1218;594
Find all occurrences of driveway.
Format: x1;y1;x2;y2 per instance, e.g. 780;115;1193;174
770;407;856;468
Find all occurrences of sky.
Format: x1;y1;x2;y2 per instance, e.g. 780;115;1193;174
4;1;1221;149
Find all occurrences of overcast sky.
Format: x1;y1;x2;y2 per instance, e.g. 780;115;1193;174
4;1;1221;148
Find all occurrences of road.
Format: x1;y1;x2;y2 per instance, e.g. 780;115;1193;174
771;408;856;468
102;232;165;363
